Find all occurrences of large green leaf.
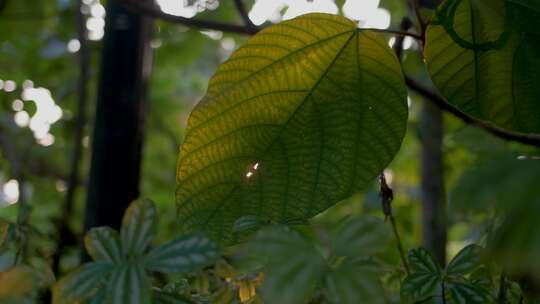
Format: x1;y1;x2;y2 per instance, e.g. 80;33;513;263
425;0;540;133
176;13;408;244
105;263;151;304
145;233;219;273
85;227;122;263
120;199;157;257
53;262;113;304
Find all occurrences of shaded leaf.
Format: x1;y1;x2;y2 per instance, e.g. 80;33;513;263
105;263;151;304
446;244;483;276
324;258;385;304
401;248;442;302
84;227;122;263
145;233;218;274
176;13;408;244
120;199;157;257
0;219;10;248
53;261;113;304
0;266;36;300
408;248;441;275
233;215;262;233
425;0;540;133
446;280;494;304
210;286;235;304
330;216;390;257
153;289;194;304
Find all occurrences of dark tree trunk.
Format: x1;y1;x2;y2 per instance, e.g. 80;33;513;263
420;100;447;265
82;0;153;258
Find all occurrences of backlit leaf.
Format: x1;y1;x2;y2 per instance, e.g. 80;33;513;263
145;233;218;274
176;13;408;244
425;0;540;133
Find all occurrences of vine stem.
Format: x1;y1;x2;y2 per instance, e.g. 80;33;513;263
379;174;411;276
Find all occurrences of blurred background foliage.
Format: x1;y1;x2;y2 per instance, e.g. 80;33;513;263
0;0;539;302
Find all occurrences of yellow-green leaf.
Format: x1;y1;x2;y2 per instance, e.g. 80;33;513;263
425;0;540;133
176;13;408;244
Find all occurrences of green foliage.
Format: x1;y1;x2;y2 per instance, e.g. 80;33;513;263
176;13;408;245
243;216;390;304
53;199;218;304
402;245;495;303
425;0;540;133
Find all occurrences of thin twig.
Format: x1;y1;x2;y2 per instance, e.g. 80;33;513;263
120;0;258;35
405;75;540;147
379;174;411;276
233;0;256;30
52;0;90;274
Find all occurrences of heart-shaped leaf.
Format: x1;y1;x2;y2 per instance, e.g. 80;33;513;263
85;227;122;263
425;0;540;133
145;234;218;274
176;13;408;244
120;199;156;257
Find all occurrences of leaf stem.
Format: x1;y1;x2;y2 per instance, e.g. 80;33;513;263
379;174;411;276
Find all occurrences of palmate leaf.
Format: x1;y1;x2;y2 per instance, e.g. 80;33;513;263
53;261;113;304
401;248;442;302
120;199;156;257
105;263;151;304
85;227;122;263
145;233;219;273
425;0;540;133
446;244;483;276
176;13;408;244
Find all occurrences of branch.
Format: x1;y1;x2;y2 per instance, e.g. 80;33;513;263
405;75;540;147
233;0;256;30
120;0;258;35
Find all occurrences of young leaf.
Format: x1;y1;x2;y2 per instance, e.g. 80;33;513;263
120;199;156;257
425;0;540;133
105;263;151;304
323;259;385;304
401;248;442;302
330;216;390;257
84;227;122;263
145;233;218;274
446;244;483;276
176;13;408;244
53;261;113;304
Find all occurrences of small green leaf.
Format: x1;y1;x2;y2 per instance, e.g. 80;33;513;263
233;215;262;233
176;13;408;244
53;261;113;304
153;289;194;304
85;227;122;263
445;280;494;304
446;244;483;276
120;199;157;257
145;234;218;274
330;216;390;257
105;263;151;304
401;248;442;302
252;226;325;304
324;259;385;304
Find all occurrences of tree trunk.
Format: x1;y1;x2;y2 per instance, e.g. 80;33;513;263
82;0;153;258
420;100;447;265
